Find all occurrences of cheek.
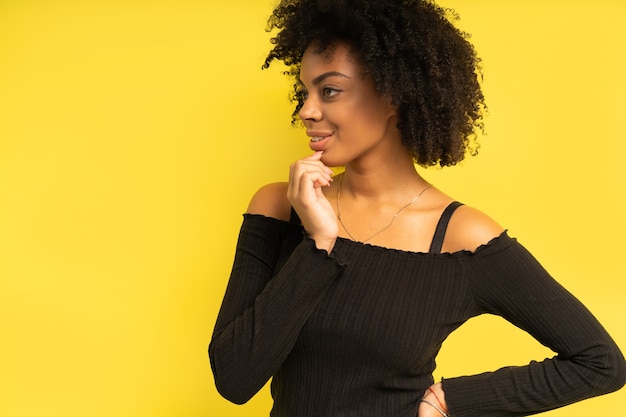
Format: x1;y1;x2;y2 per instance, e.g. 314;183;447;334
357;91;393;120
331;96;393;138
359;104;394;134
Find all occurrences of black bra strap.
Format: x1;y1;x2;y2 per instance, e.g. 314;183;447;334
428;201;464;254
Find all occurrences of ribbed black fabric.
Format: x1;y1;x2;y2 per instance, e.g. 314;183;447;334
210;214;625;417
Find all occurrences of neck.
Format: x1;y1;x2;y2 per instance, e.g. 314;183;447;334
341;154;427;201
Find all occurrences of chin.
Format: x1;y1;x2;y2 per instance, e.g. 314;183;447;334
320;154;344;169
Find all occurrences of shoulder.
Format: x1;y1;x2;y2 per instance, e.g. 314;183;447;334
443;203;505;253
246;182;291;222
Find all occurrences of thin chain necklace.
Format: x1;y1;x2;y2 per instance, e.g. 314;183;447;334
336;174;432;243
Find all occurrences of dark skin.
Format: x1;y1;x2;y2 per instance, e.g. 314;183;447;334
247;42;504;416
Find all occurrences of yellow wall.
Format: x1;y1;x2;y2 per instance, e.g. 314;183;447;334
0;1;623;416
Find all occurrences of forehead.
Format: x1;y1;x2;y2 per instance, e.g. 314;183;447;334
300;42;362;80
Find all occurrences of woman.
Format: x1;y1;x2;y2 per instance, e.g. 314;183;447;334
209;1;625;416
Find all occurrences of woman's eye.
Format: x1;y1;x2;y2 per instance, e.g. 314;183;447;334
322;87;339;97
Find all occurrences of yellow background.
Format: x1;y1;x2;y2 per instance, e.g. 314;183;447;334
1;0;624;416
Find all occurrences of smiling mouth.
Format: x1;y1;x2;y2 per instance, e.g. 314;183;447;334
310;135;332;142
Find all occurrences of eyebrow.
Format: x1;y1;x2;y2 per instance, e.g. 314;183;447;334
308;71;351;86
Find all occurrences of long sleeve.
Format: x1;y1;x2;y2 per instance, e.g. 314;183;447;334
443;235;626;417
209;214;347;404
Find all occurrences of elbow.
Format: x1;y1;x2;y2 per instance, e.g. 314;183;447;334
214;380;255;405
603;351;626;393
213;373;256;405
209;342;257;405
587;345;626;395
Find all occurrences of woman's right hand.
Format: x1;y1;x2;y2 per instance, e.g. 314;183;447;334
287;151;337;252
417;384;449;417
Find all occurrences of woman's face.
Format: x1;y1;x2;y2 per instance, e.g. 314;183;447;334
298;42;399;167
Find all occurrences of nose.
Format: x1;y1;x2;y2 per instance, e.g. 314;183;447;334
298;94;322;122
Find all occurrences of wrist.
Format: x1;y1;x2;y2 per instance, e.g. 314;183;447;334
312;236;336;253
424;383;448;414
420;398;450;417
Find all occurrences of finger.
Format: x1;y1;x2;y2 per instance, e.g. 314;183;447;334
288;154;333;202
293;161;333;178
288;168;329;205
299;152;334;175
290;161;332;187
298;167;333;186
298;171;331;196
303;150;323;161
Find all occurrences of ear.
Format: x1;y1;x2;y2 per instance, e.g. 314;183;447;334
385;96;398;118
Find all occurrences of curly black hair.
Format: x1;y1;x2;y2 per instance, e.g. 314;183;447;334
263;0;486;167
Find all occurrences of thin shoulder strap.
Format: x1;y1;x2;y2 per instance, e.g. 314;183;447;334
428;201;464;254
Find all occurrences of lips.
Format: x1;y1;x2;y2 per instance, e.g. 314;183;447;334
307;130;333;141
307;132;333;151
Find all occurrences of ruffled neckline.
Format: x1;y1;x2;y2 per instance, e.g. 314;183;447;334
334;231;512;258
243;212;514;258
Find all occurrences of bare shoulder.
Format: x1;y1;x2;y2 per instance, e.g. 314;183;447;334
443;204;505;253
246;182;291;222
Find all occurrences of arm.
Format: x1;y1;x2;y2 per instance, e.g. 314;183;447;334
209;153;342;404
209;214;346;404
443;236;626;417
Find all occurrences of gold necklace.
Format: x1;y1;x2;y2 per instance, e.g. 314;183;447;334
336;174;432;243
